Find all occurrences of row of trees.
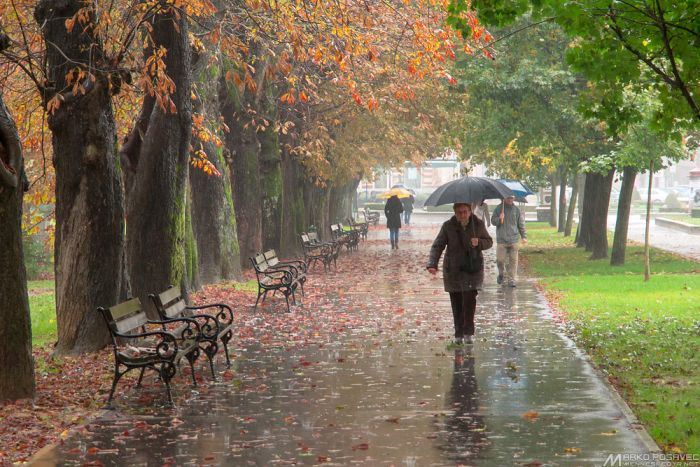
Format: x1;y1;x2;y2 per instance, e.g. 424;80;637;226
0;0;492;401
445;1;695;265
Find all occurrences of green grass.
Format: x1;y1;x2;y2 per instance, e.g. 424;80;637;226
28;280;57;346
659;214;700;226
522;223;700;454
218;279;259;293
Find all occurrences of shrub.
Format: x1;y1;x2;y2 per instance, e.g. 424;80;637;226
23;234;53;280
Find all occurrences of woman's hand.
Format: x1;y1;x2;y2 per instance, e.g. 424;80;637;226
470;238;479;247
427;267;437;275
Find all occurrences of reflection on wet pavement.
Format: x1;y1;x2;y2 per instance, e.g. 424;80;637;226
31;213;653;466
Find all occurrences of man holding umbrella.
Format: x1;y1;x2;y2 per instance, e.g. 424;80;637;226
490;195;527;287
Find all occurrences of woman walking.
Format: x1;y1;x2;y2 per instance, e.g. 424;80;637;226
426;203;492;344
384;194;404;249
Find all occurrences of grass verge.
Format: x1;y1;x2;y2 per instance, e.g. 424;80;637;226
659;214;700;226
522;222;700;454
28;280;57;347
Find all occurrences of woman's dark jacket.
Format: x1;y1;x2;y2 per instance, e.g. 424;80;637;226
427;215;493;292
384;196;404;229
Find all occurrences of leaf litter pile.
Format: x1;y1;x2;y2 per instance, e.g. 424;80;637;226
0;231;451;465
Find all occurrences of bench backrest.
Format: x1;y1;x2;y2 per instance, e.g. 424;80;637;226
308;232;319;242
264;249;280;268
101;298;149;335
152;285;187;320
250;253;268;273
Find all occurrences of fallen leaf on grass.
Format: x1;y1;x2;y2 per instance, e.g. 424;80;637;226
521;411;538;421
351;442;369;450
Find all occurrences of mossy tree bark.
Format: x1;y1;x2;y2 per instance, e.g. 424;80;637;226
329;180;360;225
305;184;331;240
189;54;241;284
125;5;192;310
0;84;35;400
610;166;637;266
35;0;129;353
220;72;262;267
279;146;307;255
259;94;282;252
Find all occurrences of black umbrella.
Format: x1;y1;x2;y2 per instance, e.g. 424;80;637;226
424;176;514;206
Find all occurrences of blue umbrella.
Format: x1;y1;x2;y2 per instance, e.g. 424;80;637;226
497;179;534;199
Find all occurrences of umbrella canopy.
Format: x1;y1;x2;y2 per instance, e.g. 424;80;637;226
497;179;534;199
378;187;412;199
424;177;514;206
391;184;416;194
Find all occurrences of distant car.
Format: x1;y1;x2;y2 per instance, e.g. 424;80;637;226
667;185;692;205
647;188;671;205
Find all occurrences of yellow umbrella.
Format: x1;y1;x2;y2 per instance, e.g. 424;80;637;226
377;187;412;199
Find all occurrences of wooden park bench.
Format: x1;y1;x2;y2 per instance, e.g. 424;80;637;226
264;249;307;285
346;217;368;241
97;297;203;407
331;223;359;251
363;206;380;225
250;251;306;312
150;285;236;370
300;232;338;271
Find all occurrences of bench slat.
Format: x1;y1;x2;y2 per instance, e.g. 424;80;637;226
158;286;182;307
114;311;149;334
253;253;268;272
164;299;187;319
109;298;143;320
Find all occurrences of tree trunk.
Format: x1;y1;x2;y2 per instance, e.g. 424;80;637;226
564;172;579;237
549;173;557;228
574;173;586;243
259;100;282;252
305;184;331;240
220;77;262;267
0;91;35;401
190;144;241;283
644;161;653;281
329;180;360;224
126;6;192;309
188;54;241;285
279;138;307;255
36;0;129;353
583;169;614;259
610;167;637;266
558;170;567;232
576;173;593;248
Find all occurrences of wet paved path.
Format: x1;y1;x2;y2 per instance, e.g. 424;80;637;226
32;213;654;466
